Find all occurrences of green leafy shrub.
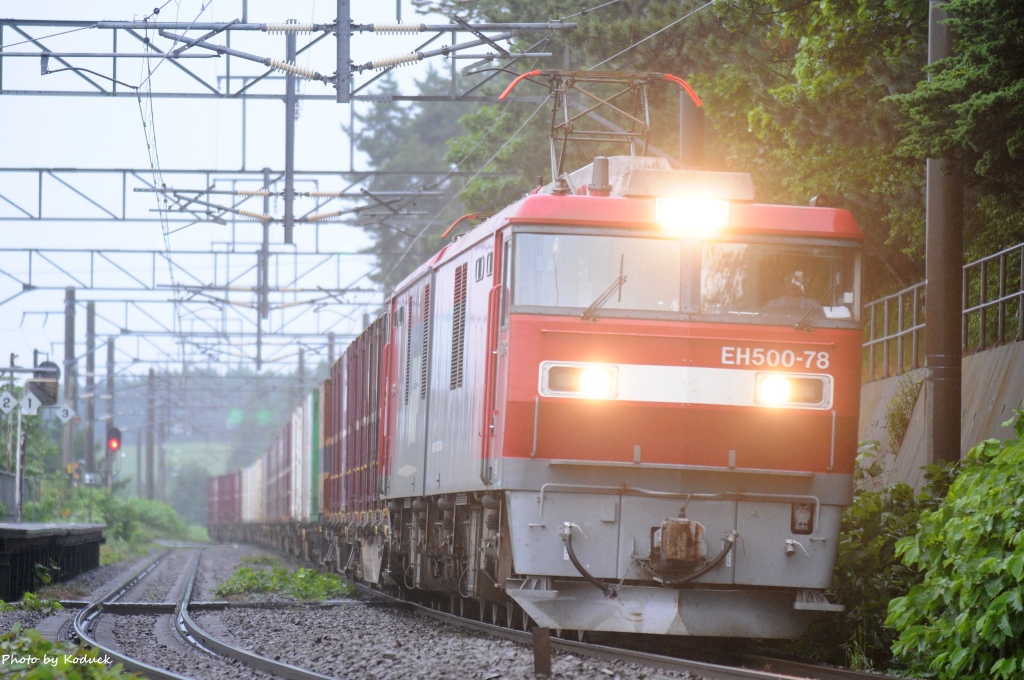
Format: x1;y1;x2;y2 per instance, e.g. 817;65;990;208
0;624;139;678
887;411;1024;679
885;373;922;454
0;593;64;616
215;565;352;601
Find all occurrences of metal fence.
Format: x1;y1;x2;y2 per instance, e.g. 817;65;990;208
963;242;1024;354
863;282;926;382
863;241;1024;382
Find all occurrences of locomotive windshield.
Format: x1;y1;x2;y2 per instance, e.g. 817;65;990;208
512;232;860;324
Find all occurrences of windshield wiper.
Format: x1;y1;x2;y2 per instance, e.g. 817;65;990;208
581;255;626;321
794;284;839;330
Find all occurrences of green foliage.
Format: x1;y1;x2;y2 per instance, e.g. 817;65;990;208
351;69;476;294
0;624;139;679
168;463;208;526
855;440;884;482
790;460;957;669
99;538;153;568
33;562;58;589
885;374;923;455
0;592;65;616
22;481;190;546
888;411;1024;679
214;565;352;601
1;386;63;478
893;0;1024;188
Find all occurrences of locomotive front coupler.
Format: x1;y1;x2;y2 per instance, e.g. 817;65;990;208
651;530;740;587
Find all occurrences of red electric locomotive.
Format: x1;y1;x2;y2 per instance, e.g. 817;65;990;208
210;73;863;639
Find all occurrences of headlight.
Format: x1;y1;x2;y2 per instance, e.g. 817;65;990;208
541;363;618;399
754;373;830;408
656;197;729;237
755;374;792;405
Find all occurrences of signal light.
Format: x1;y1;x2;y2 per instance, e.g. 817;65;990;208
106;426;122;453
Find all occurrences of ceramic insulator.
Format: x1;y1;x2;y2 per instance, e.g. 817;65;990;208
236;209;275;221
268;58;323;80
371;22;424;34
369;52;421;69
264;22;315;34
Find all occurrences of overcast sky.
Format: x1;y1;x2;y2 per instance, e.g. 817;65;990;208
1;0;460;384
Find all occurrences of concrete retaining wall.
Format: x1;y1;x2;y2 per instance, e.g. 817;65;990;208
858;340;1024;490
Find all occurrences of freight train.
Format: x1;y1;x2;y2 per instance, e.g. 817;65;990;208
209;153;863;638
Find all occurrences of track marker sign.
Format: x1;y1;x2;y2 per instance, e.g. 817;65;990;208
56;403;76;424
19;393;41;416
0;391;14;414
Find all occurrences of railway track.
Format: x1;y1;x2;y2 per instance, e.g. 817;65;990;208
68;546;336;680
53;543;895;680
352;581;898;680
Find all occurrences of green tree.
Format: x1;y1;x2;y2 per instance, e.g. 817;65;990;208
352;69;476;293
169;462;208;526
414;0;1023;297
891;0;1024;263
422;0;932;294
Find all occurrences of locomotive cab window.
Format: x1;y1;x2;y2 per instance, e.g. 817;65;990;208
513;233;682;315
701;243;860;323
510;230;860;326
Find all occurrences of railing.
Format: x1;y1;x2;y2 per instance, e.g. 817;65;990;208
863;282;926;381
963;242;1024;353
862;241;1024;382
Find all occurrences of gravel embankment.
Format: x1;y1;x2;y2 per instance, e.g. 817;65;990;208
7;542;704;679
202;603;696;680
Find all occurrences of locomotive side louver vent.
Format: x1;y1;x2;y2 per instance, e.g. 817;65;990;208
450;263;468;390
405;295;413;406
421;283;431;400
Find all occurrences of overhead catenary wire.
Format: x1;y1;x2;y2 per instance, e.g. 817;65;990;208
135;0;218;367
587;0;715;71
380;94;551;285
137;0;215;90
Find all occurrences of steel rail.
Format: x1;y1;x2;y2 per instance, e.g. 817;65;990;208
730;654;899;680
71;548;191;680
175;549;337;680
350;583;787;680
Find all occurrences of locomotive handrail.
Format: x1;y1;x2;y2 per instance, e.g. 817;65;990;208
546;459;815;476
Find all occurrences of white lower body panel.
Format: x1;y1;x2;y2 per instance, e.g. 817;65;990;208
506;579;824;638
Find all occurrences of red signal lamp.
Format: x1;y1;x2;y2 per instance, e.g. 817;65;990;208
106;426;122;453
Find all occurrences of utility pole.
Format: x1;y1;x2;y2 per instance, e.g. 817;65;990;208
158;400;167;502
336;0;350;103
62;287;76;469
85;302;96;474
136;429;142;498
284;27;297;244
679;91;704;168
257;167;272;371
146;367;155;500
924;1;963;464
106;338;115;487
297;348;305;405
5;356;13;473
328;331;336;367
